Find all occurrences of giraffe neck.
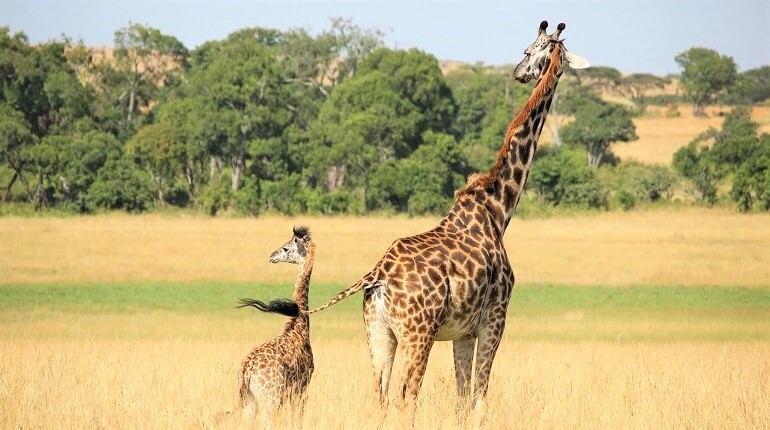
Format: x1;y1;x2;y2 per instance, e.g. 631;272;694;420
487;44;564;231
292;243;315;313
282;243;315;339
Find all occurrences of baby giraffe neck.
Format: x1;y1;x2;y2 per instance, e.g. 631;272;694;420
292;244;315;313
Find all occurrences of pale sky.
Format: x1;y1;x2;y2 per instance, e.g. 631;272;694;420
4;0;769;75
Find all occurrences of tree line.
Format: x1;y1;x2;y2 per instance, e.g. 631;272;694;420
1;20;769;215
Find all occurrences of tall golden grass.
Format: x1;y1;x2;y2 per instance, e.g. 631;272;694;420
614;105;770;166
2;335;768;429
2;212;769;428
2;208;769;287
539;105;770;166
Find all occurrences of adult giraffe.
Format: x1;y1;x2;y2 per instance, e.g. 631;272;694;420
311;21;589;415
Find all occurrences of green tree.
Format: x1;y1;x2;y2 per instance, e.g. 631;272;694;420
154;98;209;198
546;81;601;152
730;142;770;212
618;73;671;106
308;71;416;191
307;48;456;197
613;162;676;203
113;22;188;123
58;131;122;212
725;66;770;105
359;48;457;134
675;47;737;116
672;107;768;210
0;104;36;202
673;137;719;205
86;157;154;212
188;29;292;195
445;66;529;170
528;146;608;209
126;123;186;205
0;30;95;207
279;18;385;96
573;65;622;91
709;106;760;167
368;131;469;214
560;100;638;169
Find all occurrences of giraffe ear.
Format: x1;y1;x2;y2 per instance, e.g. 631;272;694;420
565;50;590;69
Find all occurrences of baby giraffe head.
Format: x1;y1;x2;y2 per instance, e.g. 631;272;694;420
268;225;312;265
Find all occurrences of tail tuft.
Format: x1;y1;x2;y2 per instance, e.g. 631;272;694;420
237;298;300;317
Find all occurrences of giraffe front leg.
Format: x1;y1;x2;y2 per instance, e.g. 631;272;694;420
452;336;475;414
472;307;507;417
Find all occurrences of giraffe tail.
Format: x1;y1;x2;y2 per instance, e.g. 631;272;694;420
308;274;378;314
237;298;300;317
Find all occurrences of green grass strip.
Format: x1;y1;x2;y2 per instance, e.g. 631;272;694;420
1;283;768;314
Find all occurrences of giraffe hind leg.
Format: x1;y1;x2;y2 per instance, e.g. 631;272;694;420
366;320;397;406
240;376;257;419
452;336;476;414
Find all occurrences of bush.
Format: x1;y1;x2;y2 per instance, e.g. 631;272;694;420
259;175;302;215
633;165;675;202
86;157;154;212
529;147;607;209
408;191;450;215
562;181;609;209
235;176;261;216
611;162;676;204
616;190;636;210
198;171;232;216
165;180;191;208
306;189;361;215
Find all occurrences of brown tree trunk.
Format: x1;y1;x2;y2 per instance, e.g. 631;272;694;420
231;154;244;192
3;170;18;202
326;165;346;191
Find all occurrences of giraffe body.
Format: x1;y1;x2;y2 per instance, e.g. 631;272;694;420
238;226;316;422
359;195;513;409
310;21;589;417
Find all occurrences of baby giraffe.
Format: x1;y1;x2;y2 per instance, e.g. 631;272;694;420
237;226;315;422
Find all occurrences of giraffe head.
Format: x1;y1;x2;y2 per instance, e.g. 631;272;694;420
513;21;590;83
268;226;313;265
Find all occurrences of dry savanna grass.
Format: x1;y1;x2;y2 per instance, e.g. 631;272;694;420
1;335;768;429
2;208;769;288
2;211;769;428
538;104;770;166
613;104;770;166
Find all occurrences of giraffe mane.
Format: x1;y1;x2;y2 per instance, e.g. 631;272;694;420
455;43;563;198
237;298;301;317
293;225;311;240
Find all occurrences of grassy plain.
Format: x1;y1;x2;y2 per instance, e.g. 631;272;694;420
538;104;770;166
3;207;770;287
614;104;770;166
2;212;770;428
